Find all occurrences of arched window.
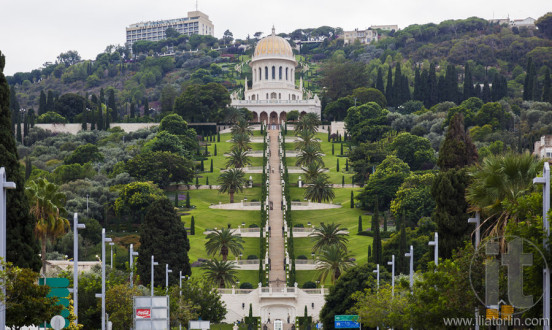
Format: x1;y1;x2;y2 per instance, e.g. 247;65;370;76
279;67;282;80
265;67;268;80
279;93;281;99
272;66;275;80
292;95;296;100
271;92;277;99
259;68;262;81
266;93;269;99
252;94;256;100
286;68;289;81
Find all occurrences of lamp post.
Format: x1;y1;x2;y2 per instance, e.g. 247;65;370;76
428;232;438;267
95;228;112;330
468;212;480;248
534;162;550;330
73;213;86;325
373;264;380;291
405;245;414;289
109;242;114;269
165;264;172;290
387;255;395;298
129;244;138;288
0;167;16;328
179;271;188;330
151;255;159;296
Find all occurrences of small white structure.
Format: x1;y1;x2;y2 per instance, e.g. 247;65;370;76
231;28;321;124
534;135;552;159
219;284;326;325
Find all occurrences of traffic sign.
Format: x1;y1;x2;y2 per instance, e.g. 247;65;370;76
334;315;360;328
47;288;70;299
39;277;71;328
39;277;70;287
51;315;65;330
486;308;499;320
501;305;514;320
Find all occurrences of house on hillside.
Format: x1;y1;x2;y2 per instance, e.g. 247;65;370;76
534;135;552;159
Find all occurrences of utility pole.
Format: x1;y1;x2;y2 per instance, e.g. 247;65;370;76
129;244;138;288
534;162;550;330
73;213;86;325
0;167;16;328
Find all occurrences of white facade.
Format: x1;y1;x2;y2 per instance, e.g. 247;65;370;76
342;28;379;45
534;135;552;159
126;11;214;48
370;24;399;31
219;285;327;324
231;28;321;124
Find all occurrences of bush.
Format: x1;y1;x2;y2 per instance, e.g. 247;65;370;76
293;224;304;228
247;255;258;260
302;281;317;289
239;282;253;289
297;255;308;260
248;223;259;228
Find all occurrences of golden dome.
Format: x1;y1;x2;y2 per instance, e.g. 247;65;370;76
253;28;294;59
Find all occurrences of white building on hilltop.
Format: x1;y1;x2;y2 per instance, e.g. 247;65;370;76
231;28;321;124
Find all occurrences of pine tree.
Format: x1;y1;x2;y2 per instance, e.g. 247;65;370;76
375;67;385;94
0;51;41;270
385;66;394;106
372;198;382;265
38;90;47;115
463;62;474;100
191;216;195;235
543;67;552;103
358;215;363;233
350;190;354;208
186;191;190;208
136;198;191;287
210;159;214;172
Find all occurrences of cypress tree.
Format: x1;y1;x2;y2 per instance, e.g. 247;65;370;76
130;102;135;118
327;129;331;142
195;176;199;187
217;132;220;142
97;104;104;130
413;66;422;101
0;51;41;270
107;89;117;122
186;191;190;208
99;88;105;105
392;63;403;105
438;113;478;170
543;67;552;103
332;143;334;155
350;190;354;208
210;159;214;172
144;98;149;116
136;198;191;287
398;214;408;274
340;143;343;155
383;211;387;232
336;159;339;172
482;81;491;103
426;63;438;108
46;90;55;112
444;64;458;103
201;160;204;172
358;215;362;233
38;90;47;115
385;66;393;106
105;106;110;130
214;144;217;156
16;115;22;143
190;216;195;235
372;198;382;265
463;62;473;100
342;175;345;187
345;158;349;171
532;71;540;101
24;156;32;181
90;109;96;130
28;108;34;128
375;67;385;94
368;245;372;261
523;58;534;100
206;177;209;186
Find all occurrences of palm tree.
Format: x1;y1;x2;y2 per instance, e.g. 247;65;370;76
304;174;335;203
205;228;244;261
309;222;349;253
296;143;324;167
466;152;542;237
231;118;252;136
295;113;321;135
303;162;324;183
218;168;246;203
25;178;69;275
231;133;251;151
226;148;250;168
316;245;354;284
294;129;317;151
201;259;238;288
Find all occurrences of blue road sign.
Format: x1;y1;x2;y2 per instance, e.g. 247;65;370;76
334;321;360;328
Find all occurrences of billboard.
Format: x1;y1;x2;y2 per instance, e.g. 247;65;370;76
134;296;170;329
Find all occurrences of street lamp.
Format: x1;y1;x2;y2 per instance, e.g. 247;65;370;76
428;232;438;267
109;242;115;269
534;161;550;330
73;213;86;326
179;271;188;330
468;212;480;248
373;264;380;291
151;255;159;296
129;244;139;288
387;255;395;298
0;167;16;328
405;245;414;289
95;228;112;330
165;264;172;290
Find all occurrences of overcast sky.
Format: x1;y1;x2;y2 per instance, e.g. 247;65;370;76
0;0;549;76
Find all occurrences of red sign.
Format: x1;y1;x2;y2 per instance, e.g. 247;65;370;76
136;309;151;319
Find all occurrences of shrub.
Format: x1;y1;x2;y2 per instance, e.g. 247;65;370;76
302;281;317;289
240;282;254;289
247;255;258;260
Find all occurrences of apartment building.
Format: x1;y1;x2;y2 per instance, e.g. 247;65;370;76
342;28;379;45
126;11;214;48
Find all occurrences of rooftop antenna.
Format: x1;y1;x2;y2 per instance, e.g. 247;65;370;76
196;0;198;11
